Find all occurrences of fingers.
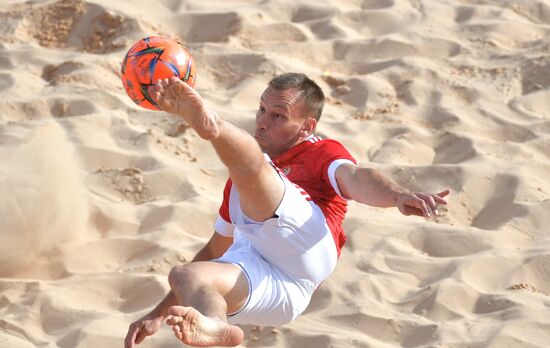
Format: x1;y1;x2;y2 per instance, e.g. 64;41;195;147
437;189;450;197
400;196;430;217
134;327;148;345
402;205;423;217
419;197;432;217
125;317;163;347
435;189;450;204
399;190;450;218
418;193;437;216
124;324;139;348
420;190;451;216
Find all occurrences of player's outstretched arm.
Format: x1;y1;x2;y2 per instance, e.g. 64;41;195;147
335;163;449;218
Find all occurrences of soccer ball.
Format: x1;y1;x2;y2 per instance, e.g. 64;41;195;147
121;36;197;110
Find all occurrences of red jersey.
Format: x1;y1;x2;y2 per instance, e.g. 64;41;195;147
216;135;356;256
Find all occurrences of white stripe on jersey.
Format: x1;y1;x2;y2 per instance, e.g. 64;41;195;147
307;136;323;143
295;184;312;201
272;161;312;201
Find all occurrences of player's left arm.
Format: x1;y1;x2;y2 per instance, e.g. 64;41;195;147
335;163;449;218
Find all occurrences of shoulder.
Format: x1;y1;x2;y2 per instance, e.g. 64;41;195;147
303;135;349;151
305;136;356;162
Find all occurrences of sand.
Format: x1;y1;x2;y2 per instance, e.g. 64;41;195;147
1;0;550;347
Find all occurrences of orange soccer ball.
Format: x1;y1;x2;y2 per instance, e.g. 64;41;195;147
121;36;197;110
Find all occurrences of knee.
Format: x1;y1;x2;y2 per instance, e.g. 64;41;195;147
168;263;208;292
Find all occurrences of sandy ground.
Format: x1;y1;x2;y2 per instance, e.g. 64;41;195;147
1;0;550;347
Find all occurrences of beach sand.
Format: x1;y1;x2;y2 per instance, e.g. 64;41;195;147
1;0;550;347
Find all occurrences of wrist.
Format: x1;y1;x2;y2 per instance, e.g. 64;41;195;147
143;311;166;321
392;190;410;204
148;291;179;320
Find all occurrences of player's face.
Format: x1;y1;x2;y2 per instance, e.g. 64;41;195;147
254;87;314;158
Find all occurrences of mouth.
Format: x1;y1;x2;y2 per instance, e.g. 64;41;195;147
253;132;264;141
253;133;267;151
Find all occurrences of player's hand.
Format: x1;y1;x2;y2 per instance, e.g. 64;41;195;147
124;315;164;348
396;189;449;218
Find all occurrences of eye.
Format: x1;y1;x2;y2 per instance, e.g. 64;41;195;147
273;114;282;119
258;106;266;113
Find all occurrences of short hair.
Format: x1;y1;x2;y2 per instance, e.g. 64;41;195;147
268;73;325;121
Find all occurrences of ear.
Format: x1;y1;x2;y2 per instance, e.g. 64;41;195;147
300;117;317;137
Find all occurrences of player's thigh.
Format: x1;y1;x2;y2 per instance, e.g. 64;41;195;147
232;163;284;222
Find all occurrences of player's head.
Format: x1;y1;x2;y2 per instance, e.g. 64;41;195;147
254;73;324;158
267;73;325;121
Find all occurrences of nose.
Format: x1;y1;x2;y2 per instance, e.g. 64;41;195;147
256;112;269;130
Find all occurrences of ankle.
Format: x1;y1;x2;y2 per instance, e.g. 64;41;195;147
196;109;221;140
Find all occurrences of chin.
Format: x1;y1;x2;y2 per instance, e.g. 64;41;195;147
254;136;266;147
261;147;272;156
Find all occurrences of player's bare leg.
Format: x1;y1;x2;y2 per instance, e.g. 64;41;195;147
165;306;243;347
152;77;284;222
165;259;247;346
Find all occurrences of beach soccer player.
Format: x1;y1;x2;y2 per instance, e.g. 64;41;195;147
124;73;449;347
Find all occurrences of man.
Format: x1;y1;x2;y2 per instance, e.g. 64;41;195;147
124;73;449;347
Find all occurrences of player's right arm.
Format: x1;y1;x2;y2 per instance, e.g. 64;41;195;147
335;163;449;218
124;232;233;348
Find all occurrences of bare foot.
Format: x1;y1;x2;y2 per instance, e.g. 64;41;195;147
151;77;220;140
165;306;244;347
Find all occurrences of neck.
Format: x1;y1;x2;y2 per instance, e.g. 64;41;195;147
269;135;310;159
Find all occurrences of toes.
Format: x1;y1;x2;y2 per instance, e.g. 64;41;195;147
171;324;183;341
168;305;190;317
171;323;182;334
166;315;183;325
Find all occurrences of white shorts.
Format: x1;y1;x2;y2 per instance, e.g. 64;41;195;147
214;173;338;326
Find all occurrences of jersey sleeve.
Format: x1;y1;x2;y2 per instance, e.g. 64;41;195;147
215;178;235;237
319;140;357;199
328;159;356;198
